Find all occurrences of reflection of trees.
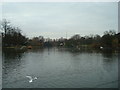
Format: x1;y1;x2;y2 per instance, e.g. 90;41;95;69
3;49;25;60
27;47;44;53
101;50;113;58
62;48;97;54
101;50;118;73
2;49;25;76
102;57;118;73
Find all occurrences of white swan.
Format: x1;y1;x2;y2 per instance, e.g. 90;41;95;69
26;76;37;83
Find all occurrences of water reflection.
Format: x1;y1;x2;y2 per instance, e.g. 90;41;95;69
0;48;2;89
2;47;118;88
2;49;25;76
3;48;25;60
102;51;118;73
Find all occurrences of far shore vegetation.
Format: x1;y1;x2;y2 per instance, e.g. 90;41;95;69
1;19;120;51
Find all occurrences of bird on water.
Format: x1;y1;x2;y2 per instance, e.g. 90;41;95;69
26;76;37;83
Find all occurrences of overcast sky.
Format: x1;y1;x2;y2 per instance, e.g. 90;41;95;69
2;2;118;39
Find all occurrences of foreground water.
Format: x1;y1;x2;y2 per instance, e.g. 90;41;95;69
2;47;118;88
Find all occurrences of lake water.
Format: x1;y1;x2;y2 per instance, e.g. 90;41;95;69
2;47;118;88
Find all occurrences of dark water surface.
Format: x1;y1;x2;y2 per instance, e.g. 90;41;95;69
2;48;118;88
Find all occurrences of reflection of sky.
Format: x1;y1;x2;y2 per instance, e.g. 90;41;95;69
2;2;118;39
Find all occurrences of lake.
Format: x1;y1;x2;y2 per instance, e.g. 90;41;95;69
2;47;118;88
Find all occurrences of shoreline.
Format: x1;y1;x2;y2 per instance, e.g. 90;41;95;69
2;46;120;53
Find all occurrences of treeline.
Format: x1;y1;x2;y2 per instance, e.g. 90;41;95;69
28;30;120;50
1;19;28;47
1;20;120;50
65;31;120;50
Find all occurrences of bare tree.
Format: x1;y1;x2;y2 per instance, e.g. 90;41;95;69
1;19;28;47
1;19;11;37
